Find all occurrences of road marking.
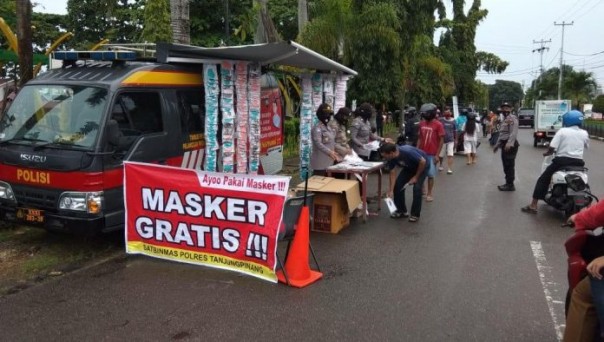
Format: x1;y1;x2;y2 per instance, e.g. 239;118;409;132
531;240;564;341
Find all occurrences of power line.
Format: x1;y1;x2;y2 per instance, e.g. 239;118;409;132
564;50;604;57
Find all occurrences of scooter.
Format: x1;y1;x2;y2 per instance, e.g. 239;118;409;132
543;155;594;218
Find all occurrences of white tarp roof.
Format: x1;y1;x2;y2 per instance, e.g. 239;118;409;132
156;41;357;76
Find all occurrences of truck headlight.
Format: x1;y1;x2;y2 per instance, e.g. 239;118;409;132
59;191;103;214
0;181;16;202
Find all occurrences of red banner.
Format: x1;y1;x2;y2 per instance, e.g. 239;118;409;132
124;162;290;282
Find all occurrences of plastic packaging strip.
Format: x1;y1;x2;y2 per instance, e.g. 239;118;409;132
203;64;219;171
299;76;314;179
235;61;249;173
247;63;262;175
221;61;235;173
335;75;349;112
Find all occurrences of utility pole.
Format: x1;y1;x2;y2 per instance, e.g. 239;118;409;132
532;39;551;100
554;21;573;100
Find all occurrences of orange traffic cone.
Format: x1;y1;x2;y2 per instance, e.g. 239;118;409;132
276;205;323;288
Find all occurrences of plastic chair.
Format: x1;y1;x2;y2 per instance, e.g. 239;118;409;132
277;193;320;283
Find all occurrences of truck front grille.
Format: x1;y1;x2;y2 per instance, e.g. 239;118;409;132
12;185;59;211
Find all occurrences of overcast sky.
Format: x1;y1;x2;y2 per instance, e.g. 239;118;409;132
34;0;604;92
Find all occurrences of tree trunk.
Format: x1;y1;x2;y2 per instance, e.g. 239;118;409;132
297;0;308;36
254;0;280;44
16;0;33;87
170;0;190;44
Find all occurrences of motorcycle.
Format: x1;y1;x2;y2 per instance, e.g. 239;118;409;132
543;155;594;218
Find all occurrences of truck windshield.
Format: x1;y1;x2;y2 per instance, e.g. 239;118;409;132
0;85;108;150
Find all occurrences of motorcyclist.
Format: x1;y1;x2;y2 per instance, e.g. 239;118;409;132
404;107;420;147
564;200;604;342
521;110;590;214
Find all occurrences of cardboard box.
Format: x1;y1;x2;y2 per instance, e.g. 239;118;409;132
296;176;361;234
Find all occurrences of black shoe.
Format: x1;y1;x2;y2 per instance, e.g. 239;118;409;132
498;184;515;191
390;211;409;219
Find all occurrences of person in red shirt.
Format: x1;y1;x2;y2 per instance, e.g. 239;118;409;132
564;200;604;341
416;103;445;202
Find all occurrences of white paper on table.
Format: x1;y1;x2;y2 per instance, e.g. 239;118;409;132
364;140;380;151
343;150;363;163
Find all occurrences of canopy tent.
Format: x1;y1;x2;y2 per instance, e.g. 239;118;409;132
155;41;357;76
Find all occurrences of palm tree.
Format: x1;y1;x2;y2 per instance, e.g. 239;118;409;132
254;0;280;43
170;0;190;44
297;0;353;61
564;70;597;109
16;0;33;86
298;0;308;35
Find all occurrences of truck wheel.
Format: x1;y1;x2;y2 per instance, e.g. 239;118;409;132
533;137;538;147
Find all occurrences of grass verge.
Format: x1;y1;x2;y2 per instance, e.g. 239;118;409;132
0;224;122;296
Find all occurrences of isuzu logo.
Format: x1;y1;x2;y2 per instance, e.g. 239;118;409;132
20;154;47;163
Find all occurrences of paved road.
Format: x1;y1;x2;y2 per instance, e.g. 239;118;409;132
1;128;603;341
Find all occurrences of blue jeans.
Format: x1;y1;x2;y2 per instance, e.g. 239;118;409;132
393;168;428;217
590;276;604;336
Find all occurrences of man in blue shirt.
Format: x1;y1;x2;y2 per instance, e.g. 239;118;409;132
379;142;428;222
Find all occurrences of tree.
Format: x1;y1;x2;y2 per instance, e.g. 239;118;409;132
268;0;297;41
65;0;143;49
593;95;604;114
525;65;597;109
170;0;190;44
439;0;493;105
255;0;281;43
143;0;172;43
17;0;33;86
487;80;523;111
297;0;307;36
298;0;353;61
345;2;401;106
564;70;597;109
191;0;254;47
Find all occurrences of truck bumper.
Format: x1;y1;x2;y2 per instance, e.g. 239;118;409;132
0;204;107;235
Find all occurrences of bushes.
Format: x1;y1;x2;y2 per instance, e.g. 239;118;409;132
283;117;300;158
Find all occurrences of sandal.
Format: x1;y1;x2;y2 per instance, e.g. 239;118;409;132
408;216;419;222
390;211;409;219
521;205;537;214
426;196;433;202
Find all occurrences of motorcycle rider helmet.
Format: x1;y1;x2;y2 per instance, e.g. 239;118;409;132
420;103;437;120
562;110;584;127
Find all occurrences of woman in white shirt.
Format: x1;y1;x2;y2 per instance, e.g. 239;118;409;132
461;113;481;165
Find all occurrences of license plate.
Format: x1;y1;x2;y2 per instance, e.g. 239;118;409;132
16;208;44;224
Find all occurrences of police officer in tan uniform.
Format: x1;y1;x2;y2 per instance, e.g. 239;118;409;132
493;102;519;191
350;102;386;160
329;107;353;159
311;103;341;175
